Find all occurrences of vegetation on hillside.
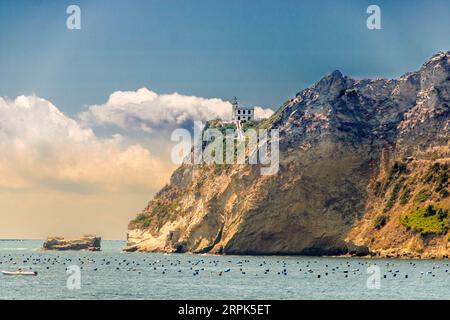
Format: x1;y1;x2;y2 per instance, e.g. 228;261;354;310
424;162;449;198
374;215;388;229
399;187;412;205
400;205;449;236
130;213;152;229
131;201;181;231
413;188;432;204
383;177;406;212
374;161;409;198
373;161;450;234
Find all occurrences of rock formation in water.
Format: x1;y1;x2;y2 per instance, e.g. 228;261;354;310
42;235;101;251
125;52;450;258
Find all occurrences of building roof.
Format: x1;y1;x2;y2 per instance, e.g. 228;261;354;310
235;105;254;110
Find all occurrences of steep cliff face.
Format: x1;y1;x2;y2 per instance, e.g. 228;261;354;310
126;52;450;257
347;52;450;258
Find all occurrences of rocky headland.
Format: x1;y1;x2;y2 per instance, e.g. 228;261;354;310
125;52;450;259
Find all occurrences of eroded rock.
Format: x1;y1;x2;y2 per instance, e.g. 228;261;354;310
42;235;101;251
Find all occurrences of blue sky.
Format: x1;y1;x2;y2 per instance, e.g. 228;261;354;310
0;0;449;114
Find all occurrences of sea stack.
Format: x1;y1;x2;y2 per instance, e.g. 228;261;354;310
42;235;101;251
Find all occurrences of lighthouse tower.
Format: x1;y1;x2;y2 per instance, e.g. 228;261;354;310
231;97;254;122
231;97;239;121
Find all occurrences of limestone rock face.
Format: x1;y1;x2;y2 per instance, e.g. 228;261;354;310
42;235;101;251
126;52;449;257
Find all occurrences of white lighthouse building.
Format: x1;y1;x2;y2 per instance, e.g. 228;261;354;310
231;97;254;122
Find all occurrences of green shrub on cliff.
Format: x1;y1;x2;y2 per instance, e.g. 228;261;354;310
386;161;408;183
399;187;412;205
399;205;449;236
375;161;409;198
219;122;237;135
391;161;409;174
374;181;384;197
131;201;180;230
241;120;258;131
383;178;405;212
440;188;449;198
131;213;152;228
424;162;449;192
153;201;180;229
413;188;431;204
374;215;388;229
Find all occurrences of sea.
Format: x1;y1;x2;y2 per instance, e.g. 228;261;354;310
0;239;448;300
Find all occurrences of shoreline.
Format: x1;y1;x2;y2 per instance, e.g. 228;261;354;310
121;248;450;261
3;239;449;260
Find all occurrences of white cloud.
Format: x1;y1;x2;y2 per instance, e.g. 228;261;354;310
78;88;274;132
0;95;93;145
254;106;275;120
0;95;174;194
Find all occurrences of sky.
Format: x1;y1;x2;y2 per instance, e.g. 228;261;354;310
0;0;449;239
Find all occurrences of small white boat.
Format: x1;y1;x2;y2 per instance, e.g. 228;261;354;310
2;270;37;276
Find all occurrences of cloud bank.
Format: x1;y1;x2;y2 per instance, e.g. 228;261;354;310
0;95;173;194
78;88;274;132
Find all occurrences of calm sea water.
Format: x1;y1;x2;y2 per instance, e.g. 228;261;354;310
0;239;449;300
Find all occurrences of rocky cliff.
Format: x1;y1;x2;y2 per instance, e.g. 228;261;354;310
42;235;101;251
125;52;450;258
